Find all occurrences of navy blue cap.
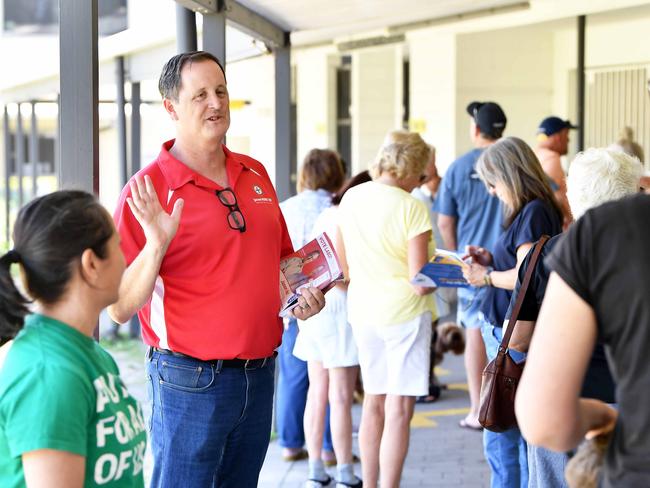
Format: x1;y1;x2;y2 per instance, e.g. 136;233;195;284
466;101;507;138
537;116;578;136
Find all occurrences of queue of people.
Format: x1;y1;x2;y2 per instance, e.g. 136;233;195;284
1;49;650;488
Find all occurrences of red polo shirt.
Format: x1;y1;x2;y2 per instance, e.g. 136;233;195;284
113;140;293;360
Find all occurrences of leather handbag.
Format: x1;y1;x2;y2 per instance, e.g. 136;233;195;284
478;235;549;432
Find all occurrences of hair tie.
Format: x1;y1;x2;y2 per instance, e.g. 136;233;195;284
5;249;21;264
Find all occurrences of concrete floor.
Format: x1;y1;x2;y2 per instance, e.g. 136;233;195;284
106;331;490;487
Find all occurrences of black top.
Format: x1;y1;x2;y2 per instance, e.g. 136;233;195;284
547;194;650;488
482;199;562;327
505;234;615;403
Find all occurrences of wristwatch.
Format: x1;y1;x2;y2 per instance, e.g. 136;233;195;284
483;271;493;287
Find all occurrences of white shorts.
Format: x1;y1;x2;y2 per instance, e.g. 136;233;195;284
352;311;432;396
293;288;359;369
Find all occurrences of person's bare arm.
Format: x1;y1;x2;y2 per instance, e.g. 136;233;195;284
408;230;435;296
501;243;549;351
333;225;349;292
23;450;85;488
516;272;617;451
437;214;457;251
464;242;533;290
541;157;573;226
540;156;565;193
503;319;535;352
335;226;349;283
108;175;183;324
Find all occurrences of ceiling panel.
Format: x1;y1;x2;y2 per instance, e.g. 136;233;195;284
236;0;526;39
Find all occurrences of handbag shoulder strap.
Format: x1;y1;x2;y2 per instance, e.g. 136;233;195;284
499;235;550;350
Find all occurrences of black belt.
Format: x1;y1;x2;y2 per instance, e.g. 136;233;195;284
150;347;274;369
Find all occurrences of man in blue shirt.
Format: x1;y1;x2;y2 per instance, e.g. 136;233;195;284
436;101;505;430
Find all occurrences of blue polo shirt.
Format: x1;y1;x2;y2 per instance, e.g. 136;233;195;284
436;148;502;253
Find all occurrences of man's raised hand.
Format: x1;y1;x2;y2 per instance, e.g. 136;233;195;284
126;175;184;251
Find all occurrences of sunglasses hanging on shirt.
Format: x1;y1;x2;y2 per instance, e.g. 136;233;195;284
215;188;246;233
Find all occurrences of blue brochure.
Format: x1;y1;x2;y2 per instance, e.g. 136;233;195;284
411;249;469;288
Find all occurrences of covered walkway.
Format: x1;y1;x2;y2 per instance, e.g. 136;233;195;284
4;0;650;242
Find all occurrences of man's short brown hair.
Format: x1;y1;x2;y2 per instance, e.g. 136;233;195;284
158;51;225;101
297;149;345;193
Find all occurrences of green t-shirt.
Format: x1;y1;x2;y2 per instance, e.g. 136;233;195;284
0;314;146;488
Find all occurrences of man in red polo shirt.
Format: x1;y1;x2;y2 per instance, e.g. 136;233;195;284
108;51;325;488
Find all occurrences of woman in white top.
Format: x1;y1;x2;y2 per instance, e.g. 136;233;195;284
337;131;437;488
295;170;372;488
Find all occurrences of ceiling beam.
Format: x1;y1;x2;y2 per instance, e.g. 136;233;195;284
220;0;288;48
174;0;217;15
387;2;530;35
174;0;288;48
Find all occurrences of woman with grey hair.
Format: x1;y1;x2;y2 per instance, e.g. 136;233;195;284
462;136;563;488
337;130;437;488
516;149;649;487
566;147;644;219
502;147;642;487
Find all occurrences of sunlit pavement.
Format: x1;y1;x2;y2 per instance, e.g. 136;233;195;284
258;353;489;487
107;331;489;487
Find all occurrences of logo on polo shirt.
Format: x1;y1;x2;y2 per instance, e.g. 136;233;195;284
253;185;263;195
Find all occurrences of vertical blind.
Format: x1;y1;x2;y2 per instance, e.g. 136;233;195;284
584;66;649;166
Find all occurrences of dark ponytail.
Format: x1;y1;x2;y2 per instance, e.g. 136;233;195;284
0;190;114;344
0;251;29;345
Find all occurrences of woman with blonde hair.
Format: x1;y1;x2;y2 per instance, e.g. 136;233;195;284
462;136;563;488
337;130;437;488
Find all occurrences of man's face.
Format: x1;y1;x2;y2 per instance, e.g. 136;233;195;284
167;60;230;145
553;128;570;155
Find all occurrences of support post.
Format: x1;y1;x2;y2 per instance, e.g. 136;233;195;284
130;82;142;175
129;83;142;339
176;4;197;53
54;94;60;180
3;106;10;243
59;0;99;193
15;104;24;207
116;56;128;186
202;11;226;65
274;44;292;201
577;15;586;152
30;101;39;198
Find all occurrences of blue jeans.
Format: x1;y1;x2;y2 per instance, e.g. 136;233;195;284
481;320;528;488
457;286;487;329
276;319;333;451
146;349;275;488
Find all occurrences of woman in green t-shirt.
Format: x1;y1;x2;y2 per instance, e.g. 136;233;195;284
0;190;146;488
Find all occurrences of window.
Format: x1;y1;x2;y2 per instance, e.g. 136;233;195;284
3;0;127;36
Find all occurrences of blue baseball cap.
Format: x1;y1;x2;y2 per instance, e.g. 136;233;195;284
466;101;507;139
537;116;578;137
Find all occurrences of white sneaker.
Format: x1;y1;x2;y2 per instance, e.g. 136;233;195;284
305;475;332;487
335;477;363;488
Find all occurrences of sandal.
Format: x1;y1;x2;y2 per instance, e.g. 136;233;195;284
458;418;483;431
305;475;333;487
283;448;309;462
416;384;442;404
